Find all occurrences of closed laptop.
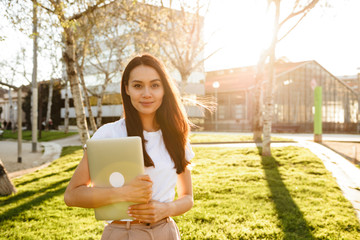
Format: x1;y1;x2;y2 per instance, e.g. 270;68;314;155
86;137;144;220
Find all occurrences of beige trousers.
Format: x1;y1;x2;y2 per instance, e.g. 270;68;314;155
100;217;181;240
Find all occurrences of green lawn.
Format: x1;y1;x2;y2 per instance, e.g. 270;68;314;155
0;146;359;239
1;130;78;142
190;133;292;143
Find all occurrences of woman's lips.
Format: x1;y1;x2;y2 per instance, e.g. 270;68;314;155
140;101;154;106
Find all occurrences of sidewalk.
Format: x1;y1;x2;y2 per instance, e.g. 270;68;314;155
0;134;81;178
0;133;359;221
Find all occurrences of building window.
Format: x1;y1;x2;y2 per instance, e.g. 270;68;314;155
234;104;244;119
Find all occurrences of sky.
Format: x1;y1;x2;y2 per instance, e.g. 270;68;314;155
1;0;360;87
204;0;360;76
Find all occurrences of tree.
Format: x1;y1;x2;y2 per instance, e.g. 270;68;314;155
252;0;321;156
29;0;128;145
74;14;97;133
129;0;217;95
45;50;62;130
85;9;130;127
0;158;16;196
63;74;70;134
159;0;218;95
252;49;269;143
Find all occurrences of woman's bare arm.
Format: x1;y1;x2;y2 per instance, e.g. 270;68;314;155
64;151;152;208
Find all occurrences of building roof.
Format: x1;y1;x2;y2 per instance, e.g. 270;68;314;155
205;61;308;93
338;74;359;93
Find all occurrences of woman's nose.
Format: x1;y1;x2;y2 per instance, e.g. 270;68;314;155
142;87;151;97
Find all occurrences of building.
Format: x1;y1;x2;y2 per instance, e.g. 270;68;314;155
0;87;26;129
338;74;360;94
205;60;359;133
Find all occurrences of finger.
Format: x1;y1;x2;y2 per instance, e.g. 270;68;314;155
130;214;156;223
128;203;152;210
128;209;155;216
138;175;152;182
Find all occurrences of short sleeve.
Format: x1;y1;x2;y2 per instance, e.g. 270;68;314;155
83;126;105;149
83;120;125;149
185;140;195;161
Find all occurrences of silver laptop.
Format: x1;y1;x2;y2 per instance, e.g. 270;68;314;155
86;137;144;220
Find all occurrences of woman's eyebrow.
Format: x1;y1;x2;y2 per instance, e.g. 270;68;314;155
130;79;161;83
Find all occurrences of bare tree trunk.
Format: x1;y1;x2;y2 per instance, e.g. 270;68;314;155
45;78;54;131
0;158;16;196
253;50;268;143
31;1;38;152
77;63;97;132
180;73;190;96
64;77;70;134
262;0;280;156
252;84;263;143
96;93;103;128
96;76;111;128
63;28;89;145
8;88;15;132
17;86;22;163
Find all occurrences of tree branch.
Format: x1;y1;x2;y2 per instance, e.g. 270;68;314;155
278;11;307;42
31;0;56;14
0;80;19;90
279;0;319;28
69;0;116;21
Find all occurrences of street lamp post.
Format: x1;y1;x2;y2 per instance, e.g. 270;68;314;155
212;81;220;131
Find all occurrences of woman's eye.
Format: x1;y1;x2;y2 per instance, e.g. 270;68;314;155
133;84;142;88
152;83;160;88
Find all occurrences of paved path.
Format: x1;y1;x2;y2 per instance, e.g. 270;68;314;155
0;135;81;178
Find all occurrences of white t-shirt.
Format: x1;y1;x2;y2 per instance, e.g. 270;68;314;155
90;118;195;203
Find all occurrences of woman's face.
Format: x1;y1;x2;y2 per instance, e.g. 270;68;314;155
125;65;165;119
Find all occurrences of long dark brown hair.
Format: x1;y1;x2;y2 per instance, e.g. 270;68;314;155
121;54;190;174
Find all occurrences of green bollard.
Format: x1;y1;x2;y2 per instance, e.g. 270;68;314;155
314;86;322;142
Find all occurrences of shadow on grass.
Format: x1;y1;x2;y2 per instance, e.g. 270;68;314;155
60;146;83;157
257;147;315;240
0;178;69;221
15;165;77;188
15;172;60;187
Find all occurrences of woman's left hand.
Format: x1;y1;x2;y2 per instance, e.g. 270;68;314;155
128;200;169;223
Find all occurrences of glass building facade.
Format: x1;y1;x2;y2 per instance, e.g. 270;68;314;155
205;61;359;133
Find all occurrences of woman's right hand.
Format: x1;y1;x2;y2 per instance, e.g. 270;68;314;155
120;175;153;203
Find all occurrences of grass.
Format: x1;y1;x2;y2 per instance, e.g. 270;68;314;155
190;133;292;143
1;146;359;239
1;130;78;142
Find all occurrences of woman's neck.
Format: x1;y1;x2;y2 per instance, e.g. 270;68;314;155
140;114;159;132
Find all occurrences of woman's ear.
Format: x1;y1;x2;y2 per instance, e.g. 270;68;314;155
125;85;129;95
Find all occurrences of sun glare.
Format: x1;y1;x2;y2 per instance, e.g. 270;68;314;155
205;0;274;70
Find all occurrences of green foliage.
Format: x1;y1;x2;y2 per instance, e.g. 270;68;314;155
0;146;359;239
1;130;78;142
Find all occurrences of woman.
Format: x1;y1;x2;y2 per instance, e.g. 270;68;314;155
64;54;194;239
